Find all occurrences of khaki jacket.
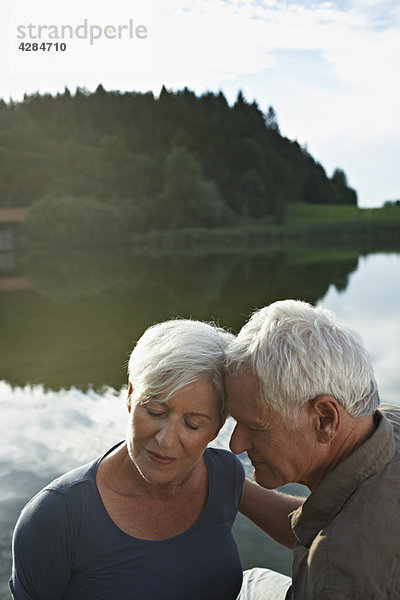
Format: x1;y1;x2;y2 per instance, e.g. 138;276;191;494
287;405;400;600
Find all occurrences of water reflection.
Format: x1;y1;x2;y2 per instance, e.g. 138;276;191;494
1;248;399;599
1;247;359;391
0;384;127;600
320;253;400;407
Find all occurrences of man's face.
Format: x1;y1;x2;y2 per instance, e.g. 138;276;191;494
225;371;321;489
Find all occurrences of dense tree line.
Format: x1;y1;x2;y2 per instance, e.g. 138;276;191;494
0;86;357;239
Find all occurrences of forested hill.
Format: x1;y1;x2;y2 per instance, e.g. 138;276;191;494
0;85;357;233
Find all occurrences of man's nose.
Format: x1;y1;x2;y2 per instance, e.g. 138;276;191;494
229;422;251;455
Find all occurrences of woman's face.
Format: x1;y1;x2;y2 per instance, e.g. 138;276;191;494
126;379;221;487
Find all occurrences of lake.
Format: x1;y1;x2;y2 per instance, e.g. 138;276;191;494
1;246;399;599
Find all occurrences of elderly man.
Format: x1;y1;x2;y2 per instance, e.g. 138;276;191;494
228;299;400;600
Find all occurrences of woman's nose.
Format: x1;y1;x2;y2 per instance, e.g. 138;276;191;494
155;419;178;449
229;422;250;455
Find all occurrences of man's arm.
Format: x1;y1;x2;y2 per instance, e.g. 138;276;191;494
239;478;305;549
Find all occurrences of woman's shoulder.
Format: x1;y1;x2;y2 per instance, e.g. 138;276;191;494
205;446;238;461
205;447;244;477
18;460;97;525
204;448;245;515
49;459;97;492
21;443;124;518
48;441;125;495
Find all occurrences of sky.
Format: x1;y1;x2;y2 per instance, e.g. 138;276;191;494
2;0;400;208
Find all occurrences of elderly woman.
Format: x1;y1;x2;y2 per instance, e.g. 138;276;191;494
10;319;245;600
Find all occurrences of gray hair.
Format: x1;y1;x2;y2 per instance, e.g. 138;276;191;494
225;299;380;424
128;319;234;427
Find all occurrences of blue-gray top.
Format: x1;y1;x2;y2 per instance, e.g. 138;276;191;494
10;445;244;600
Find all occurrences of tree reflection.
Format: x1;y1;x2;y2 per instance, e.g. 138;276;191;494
0;247;359;390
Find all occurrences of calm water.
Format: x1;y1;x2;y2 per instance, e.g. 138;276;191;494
1;247;399;599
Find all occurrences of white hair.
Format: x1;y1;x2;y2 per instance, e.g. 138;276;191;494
128;318;234;426
225;299;380;424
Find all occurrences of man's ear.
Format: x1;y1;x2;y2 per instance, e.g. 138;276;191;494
311;395;340;444
127;382;133;413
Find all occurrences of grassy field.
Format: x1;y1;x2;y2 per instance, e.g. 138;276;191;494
152;203;400;236
286;203;400;224
123;203;400;254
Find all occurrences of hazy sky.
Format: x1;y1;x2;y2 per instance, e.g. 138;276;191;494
3;0;400;207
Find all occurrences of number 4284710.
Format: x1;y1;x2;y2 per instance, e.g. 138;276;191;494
19;42;66;51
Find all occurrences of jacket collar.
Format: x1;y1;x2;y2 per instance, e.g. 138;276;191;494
290;410;395;548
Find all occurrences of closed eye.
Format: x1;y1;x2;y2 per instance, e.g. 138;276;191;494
248;425;265;433
145;408;199;430
145;407;164;418
185;421;199;431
